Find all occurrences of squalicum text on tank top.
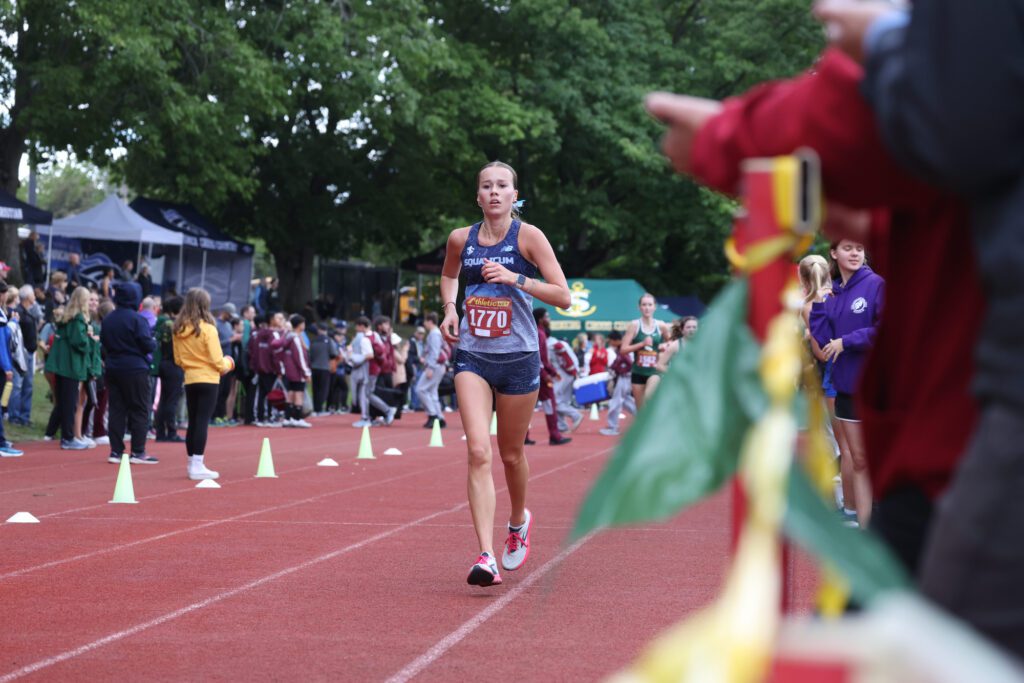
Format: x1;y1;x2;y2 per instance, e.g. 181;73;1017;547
464;256;516;267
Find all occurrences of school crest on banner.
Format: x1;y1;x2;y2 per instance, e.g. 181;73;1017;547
559;281;598;318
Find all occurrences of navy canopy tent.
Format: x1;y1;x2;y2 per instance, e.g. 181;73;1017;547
130;197;254;308
0;189;52;225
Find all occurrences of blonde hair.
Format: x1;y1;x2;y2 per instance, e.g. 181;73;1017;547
798;254;831;304
173;288;215;337
4;289;18;308
50;271;67;286
58;287;90;324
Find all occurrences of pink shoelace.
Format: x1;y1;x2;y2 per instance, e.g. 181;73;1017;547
506;531;526;554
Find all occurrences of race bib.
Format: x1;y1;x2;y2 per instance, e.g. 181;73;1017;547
637;348;658;369
465;296;513;338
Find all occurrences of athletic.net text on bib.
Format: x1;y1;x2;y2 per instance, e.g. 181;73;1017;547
465;296;513;338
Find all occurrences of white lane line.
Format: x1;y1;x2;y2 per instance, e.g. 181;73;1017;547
0;461;459;581
0;503;467;683
53;517;698;533
385;534;596;683
0;448;608;681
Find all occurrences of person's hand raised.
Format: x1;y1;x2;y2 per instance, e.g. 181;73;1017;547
644;93;723;174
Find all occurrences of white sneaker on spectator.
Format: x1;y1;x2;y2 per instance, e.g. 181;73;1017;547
94;435;110;445
281;418;296;428
385;407;397;425
187;455;219;480
81;436;97;449
294;419;312;428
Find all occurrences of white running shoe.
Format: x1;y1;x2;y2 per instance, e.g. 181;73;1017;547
187;455;219;480
501;508;532;571
94;435;110;445
599;427;620;436
385;407;397;425
281;418;296;428
467;552;502;587
82;436;97;449
293;419;312;428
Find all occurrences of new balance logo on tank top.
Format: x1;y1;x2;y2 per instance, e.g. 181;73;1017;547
458;220;539;354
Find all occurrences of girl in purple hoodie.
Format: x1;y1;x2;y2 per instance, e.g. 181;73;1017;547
810;239;884;527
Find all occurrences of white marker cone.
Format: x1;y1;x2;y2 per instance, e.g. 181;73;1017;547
383;448;402;456
195;479;221;489
318;458;340;467
6;512;39;523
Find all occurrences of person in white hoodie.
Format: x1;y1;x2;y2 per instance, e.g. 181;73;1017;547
547;334;583;434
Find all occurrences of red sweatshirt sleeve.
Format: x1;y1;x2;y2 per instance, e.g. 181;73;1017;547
689;49;938;210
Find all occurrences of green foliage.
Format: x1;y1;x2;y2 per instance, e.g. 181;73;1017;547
0;1;823;304
377;0;823;302
19;161;109;218
16;0;277;207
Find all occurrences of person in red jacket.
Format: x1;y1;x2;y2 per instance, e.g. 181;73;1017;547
584;333;609;376
645;48;983;576
271;314;313;428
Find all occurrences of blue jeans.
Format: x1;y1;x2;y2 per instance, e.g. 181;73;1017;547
8;355;33;424
409;367;424;410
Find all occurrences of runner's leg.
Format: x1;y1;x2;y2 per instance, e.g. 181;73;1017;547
458;371;498;555
495;389;538;527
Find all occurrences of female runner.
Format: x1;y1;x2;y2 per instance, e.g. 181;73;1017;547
440;161;570;587
620;293;671;410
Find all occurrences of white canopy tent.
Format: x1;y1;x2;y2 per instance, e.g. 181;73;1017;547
37;194;185;285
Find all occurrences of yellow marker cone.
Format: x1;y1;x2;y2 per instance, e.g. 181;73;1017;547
489;412;497;436
356;426;375;459
109;455;138;504
429;419;444;448
256;437;278;478
589;404;600;421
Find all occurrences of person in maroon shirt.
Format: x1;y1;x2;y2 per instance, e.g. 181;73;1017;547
645;48;983;576
533;308;570;446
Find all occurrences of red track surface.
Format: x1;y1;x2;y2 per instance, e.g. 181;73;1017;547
0;410;817;681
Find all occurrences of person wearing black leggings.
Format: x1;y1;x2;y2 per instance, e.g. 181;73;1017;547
172;288;235;480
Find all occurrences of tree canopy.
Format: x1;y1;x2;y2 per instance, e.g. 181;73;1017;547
2;0;823;307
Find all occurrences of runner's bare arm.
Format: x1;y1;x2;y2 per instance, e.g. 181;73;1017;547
440;228;470;343
620;321;640;353
482;222;570;309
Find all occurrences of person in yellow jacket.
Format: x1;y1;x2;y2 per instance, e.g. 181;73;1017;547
172;288;234;480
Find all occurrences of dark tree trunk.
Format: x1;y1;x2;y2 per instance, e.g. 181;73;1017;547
0;129;26;285
272;241;315;314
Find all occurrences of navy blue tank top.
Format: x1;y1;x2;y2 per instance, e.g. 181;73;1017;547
458;220;539;353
